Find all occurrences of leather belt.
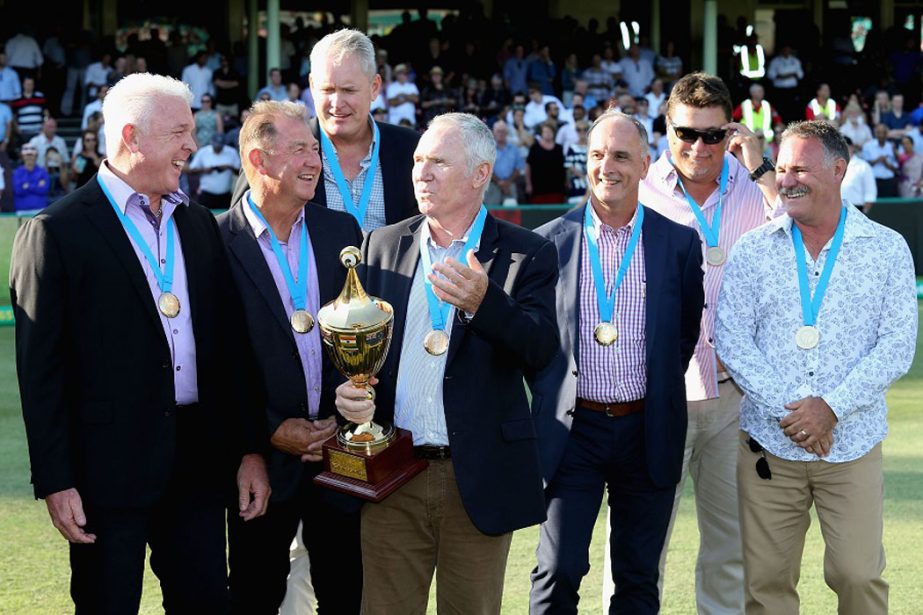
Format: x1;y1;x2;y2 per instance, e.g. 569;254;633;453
414;445;451;460
576;398;645;417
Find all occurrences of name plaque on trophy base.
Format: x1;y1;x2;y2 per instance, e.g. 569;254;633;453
313;428;428;502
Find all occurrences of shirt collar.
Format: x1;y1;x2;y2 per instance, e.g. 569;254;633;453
242;190;306;242
322;116;378;171
586;200;640;240
769;201;876;243
97;160;189;216
422;208;484;252
654;150;743;198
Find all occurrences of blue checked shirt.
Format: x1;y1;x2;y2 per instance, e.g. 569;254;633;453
321;120;387;232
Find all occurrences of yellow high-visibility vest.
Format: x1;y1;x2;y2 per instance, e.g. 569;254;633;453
742;99;774;142
738;45;766;79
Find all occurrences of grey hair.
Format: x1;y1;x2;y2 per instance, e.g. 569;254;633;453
103;73;193;154
780;120;849;166
427;112;497;175
586;109;649;153
309;29;376;80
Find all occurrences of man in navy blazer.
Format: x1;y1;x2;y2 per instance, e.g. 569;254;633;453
230;29;419;232
528;110;704;614
217;101;365;614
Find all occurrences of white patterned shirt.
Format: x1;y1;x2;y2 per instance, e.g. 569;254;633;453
321;120;386;232
716;204;918;462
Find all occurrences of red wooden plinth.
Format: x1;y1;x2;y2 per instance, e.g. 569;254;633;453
313;427;428;503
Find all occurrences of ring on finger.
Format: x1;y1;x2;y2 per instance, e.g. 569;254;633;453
799;429;809;438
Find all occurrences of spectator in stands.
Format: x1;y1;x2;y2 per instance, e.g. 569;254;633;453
619;44;655;97
839;104;873;148
4;29;43;81
563;119;588;204
181;51;214;110
841;136;877;212
420;66;459;125
0;99;12;152
767;44;803;121
194;94;223;147
861;123;899;197
889;35;922;90
503;43;529;96
805;83;840;122
600;45;623;86
188;134;240;208
561;53;580;106
12;77;47;139
213;54;242;118
871;90;892;126
571;80;598;113
386;64;419;127
0;53;22;104
375;48;392;87
556;104;587;152
733;83;782;146
28;117;68;169
882;94;914;139
543;100;566;132
656;40;683;86
526;122;566;204
523;82;564;129
286;83;304;107
84;52;112;101
166;30;188;77
897;135;923;198
81;84;107;129
43;145;67;199
480;73;511;122
634;97;655;146
583;54;614;104
12;143;48;211
257;68;287;102
509;106;534;160
485;120;524;205
527;44;557;96
225;108;249;152
645;78;667;118
73;111;105;159
71;128;102;188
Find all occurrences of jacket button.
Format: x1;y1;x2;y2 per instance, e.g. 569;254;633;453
572;370;578;377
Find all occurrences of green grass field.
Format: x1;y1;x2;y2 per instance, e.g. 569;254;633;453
0;209;919;612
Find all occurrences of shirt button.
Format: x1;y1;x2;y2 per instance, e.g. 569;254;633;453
176;366;181;371
161;259;166;264
427;397;433;403
172;329;178;334
808;371;814;376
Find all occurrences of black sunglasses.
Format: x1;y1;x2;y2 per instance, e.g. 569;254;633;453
669;119;729;145
747;437;771;480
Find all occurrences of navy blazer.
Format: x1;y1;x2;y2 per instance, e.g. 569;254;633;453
231;119;419;226
10;179;263;507
360;213;560;535
217;202;363;503
529;204;704;489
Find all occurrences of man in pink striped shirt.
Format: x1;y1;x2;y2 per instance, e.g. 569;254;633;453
529;110;703;614
602;72;779;614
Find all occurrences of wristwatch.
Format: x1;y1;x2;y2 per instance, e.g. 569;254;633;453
749;157;775;181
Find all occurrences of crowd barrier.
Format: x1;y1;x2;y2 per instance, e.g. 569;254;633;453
0;199;920;327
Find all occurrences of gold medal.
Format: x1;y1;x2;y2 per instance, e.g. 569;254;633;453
423;329;450;356
795;325;819;350
158;292;180;318
594;322;618;346
290;309;315;334
705;246;726;266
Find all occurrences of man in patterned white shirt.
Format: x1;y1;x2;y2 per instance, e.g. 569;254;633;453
603;71;778;615
716;120;918;615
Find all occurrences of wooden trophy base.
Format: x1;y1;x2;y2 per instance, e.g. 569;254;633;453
313;427;428;502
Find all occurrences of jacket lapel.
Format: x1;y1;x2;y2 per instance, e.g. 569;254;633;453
310;119;328;207
553;207;584;366
81;180;168;343
225;203;295;337
641;206;666;365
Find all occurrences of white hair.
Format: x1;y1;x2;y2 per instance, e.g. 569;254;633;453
309;29;376;81
427;113;497;175
103;73;193;154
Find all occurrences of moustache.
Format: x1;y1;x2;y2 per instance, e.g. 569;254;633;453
779;186;810;198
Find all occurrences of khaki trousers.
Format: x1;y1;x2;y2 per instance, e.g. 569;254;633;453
360;459;513;615
604;380;744;614
737;432;887;615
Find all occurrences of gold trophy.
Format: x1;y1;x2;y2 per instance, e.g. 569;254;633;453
313;246;428;502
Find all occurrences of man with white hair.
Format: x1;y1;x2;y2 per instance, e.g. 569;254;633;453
10;73;270;613
334;112;559;614
232;29;418;232
217;100;364;615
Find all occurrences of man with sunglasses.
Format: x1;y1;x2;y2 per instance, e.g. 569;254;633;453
599;72;781;614
716;120;917;615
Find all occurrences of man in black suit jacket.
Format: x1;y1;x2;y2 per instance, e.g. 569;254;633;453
334;113;559;614
10;74;269;613
527;111;704;614
230;29;418;232
218;101;365;614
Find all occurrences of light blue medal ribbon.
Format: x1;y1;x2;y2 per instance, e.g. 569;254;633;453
791;206;847;349
247;194;314;333
676;157;729;265
584;202;644;345
98;176;179;317
419;206;488;355
319;117;381;230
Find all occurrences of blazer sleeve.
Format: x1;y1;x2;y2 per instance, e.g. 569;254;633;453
10;216;75;498
679;229;705;372
468;238;560;374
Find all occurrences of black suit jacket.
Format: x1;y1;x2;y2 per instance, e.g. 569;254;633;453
360;213;559;536
230;119;419;226
529;205;704;488
217;201;363;503
10;179;263;507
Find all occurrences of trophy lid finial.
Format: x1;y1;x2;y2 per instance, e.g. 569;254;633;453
340;246;362;269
